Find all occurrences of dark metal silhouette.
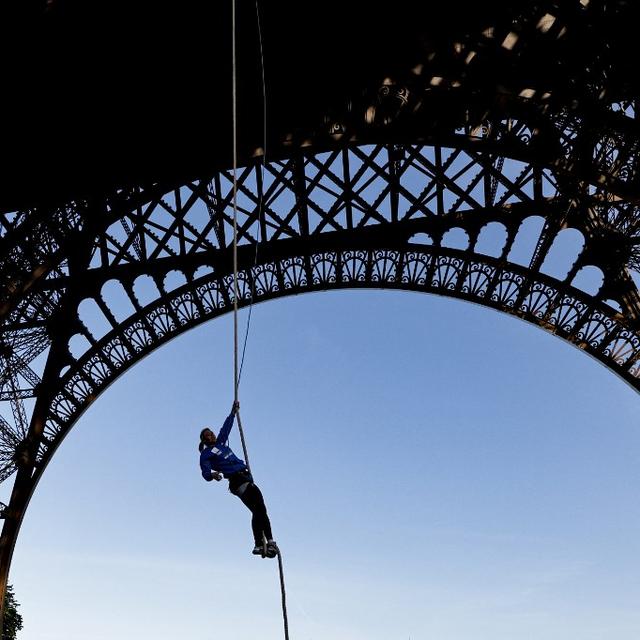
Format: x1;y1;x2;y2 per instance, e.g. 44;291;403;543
1;0;640;620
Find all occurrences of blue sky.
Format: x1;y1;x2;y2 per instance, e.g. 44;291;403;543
6;289;640;639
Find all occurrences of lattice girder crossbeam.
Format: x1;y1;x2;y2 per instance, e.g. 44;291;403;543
0;140;639;480
3;93;640;318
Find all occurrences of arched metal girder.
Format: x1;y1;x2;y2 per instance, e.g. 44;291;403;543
0;140;639;565
1;0;640;627
4;80;640;331
3;140;640;459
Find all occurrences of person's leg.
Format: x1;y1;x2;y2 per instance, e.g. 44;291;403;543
238;483;273;544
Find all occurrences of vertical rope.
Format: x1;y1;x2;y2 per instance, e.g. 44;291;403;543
231;0;251;471
277;549;290;640
231;0;239;406
231;3;289;638
236;0;267;386
236;410;251;474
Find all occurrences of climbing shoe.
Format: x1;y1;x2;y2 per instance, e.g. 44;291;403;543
265;540;278;558
252;544;266;556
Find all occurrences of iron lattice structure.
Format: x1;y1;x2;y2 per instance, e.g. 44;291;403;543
1;0;640;614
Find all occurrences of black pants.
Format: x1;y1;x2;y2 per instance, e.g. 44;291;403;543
238;483;273;546
228;471;273;546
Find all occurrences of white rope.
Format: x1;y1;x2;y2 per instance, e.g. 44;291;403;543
236;0;267;386
231;2;290;638
231;0;251;471
231;0;239;406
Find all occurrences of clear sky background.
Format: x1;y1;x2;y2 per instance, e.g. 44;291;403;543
5;288;640;639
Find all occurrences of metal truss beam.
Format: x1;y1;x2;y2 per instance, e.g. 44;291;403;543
1;137;640;625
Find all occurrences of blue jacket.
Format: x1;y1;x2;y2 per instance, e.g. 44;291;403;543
200;412;248;481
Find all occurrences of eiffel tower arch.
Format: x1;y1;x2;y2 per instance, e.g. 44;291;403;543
1;0;640;619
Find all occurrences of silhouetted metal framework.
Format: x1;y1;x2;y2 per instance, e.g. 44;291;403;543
1;0;640;618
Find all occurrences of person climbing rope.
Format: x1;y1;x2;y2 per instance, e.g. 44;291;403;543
199;401;278;558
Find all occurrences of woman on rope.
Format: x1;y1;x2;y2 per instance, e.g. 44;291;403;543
199;401;278;558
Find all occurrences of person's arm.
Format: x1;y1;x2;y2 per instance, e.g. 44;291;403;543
216;402;239;446
200;451;222;482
